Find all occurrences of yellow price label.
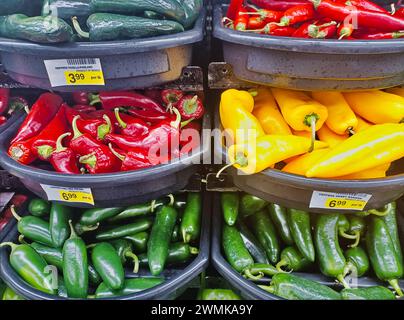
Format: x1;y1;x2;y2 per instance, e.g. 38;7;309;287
325;198;366;210
58;190;94;205
64;70;105;86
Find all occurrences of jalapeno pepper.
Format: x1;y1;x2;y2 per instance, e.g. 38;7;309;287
240;194;268;218
79;207;123;226
96;218;153;241
344;246;369;277
243;263;280;280
200;289;241;300
95;278;164;299
30;242;63;270
340;287;396;300
88;263;102;286
221;192;239;227
267;204;294;246
237;220;270;265
180;193;201;243
28;199;51;217
276;246;311;272
139;242;198;266
347;215;366;248
110;239;139;273
124;232;149;253
50;203;73;248
288;209;315;262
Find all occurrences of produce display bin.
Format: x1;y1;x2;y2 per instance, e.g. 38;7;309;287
213;4;404;91
211;193;404;300
0;10;206;92
0;112;211;208
214;109;404;214
0;191;211;300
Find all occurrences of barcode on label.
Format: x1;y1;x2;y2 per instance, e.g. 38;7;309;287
66;58;97;66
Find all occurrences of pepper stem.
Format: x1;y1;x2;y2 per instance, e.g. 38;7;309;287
337;274;351;289
304;114;319;153
18;235;27;244
275;259;290;272
348;231;361;248
181;118;195;129
258;285;275;294
0;242;17;250
24;105;30;114
388;279;403;297
114;108;127;129
190;246;199;255
170;107;182;129
89;95;101;106
79;153;97;168
216;151;249;179
82;223;100;232
55;133;71;153
347;127;355;135
339;229;357;240
243;269;264;281
71;16;90;39
10;205;21;221
126;252;139;274
183;231;191;244
68;220;78;239
72;115;83;140
167;194;175;206
97;115;112;140
108;143;125;161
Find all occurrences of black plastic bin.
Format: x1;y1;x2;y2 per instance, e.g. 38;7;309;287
0;192;211;300
211;193;404;300
214;109;404;214
213;4;404;91
0;10;206;92
0;112;211;208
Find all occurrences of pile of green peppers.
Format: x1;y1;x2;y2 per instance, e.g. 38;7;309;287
0;0;202;43
0;192;202;299
221;192;403;300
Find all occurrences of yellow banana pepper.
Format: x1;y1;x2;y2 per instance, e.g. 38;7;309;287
334;163;391;180
312;91;358;135
292;130;311;138
306;123;404;178
220;89;264;145
227;135;328;175
385;87;404;98
254;87;278;109
343;91;404;124
253;106;292;135
317;125;349;148
282;148;330;175
356;115;372;132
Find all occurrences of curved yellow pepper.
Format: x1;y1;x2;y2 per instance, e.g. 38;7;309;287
253;106;292;135
312;91;358;135
334;163;391;180
306;123;404;178
254;87;278;110
228;135;328;175
385;87;404;98
282;148;330;176
343;91;404;124
317;125;349;148
356;115;372;132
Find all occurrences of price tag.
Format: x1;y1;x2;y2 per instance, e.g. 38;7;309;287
309;191;372;211
41;184;94;205
44;58;105;87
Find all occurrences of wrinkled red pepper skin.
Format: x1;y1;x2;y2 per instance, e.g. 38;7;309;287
115;109;149;137
110;146;153;171
11;93;63;145
97;91;165;113
0;88;10;116
250;0;310;11
0;194;28;231
50;133;80;174
80;145;122;174
8;137;37;165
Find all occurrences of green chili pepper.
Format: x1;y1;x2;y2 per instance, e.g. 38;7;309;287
2;287;25;300
276;246;311;272
180;193;201;243
240;194;268;218
96;218;153;241
259;273;341;300
79;207;123;226
124;232;149;253
222;224;254;273
337;215;357;240
340;286;396;300
344;246;369;277
249;210;280;264
50;203;72;248
92;242;125;291
347;215;366;248
88;263;102;286
200;289;241;300
288;209;315;262
108;199;166;223
28;198;51;217
267;204;294;246
314;214;349;288
237;220;270;265
148;205;178;275
11;206;54;247
221;192;239;226
178;0;203;29
0;242;55;295
139;242;198;266
30;242;63;270
62;220;88;298
110;239;139;273
366;216;403;297
74;222;100;236
95;277;164;299
243;263;279;280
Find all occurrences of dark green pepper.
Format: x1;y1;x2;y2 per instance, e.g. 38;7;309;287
314;214;348;287
95;218;153;241
30;242;63;270
221;192;239;226
50;203;72;248
74;222;100;236
28;198;51;217
147;205;178;276
143;10;164;20
366;216;403;297
340;286;396;300
62;220;88;298
199;289;241;300
108;199;166;223
92;242;125;291
72;13;184;42
288;209;315;262
0;242;55;295
95;277;164;299
259;273;341;300
110;239;139;273
347;215;366;248
2;287;25;300
240;194;267;218
139;243;198;266
237;220;270;265
79;207;122;226
344;246;369;277
124;232;149;253
337;215;357;240
88;263;102;286
222;224;254;273
177;0;203;29
267;204;293;245
276;246;311;272
42;0;92;20
180;193;201;243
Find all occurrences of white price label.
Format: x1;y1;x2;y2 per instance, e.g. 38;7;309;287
309;191;372;211
44;58;105;87
41;184;94;205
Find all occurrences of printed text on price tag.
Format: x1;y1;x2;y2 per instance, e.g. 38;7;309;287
41;184;94;205
309;191;372;211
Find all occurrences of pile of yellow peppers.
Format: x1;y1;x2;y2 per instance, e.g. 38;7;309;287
220;87;404;179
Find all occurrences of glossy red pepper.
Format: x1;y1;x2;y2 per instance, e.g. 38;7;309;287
176;95;205;120
354;31;404;39
161;89;184;106
0;194;28;231
108;144;153;171
243;8;283;28
248;15;268;29
337;22;354;39
250;0;311;11
10;93;63;145
315;20;337;38
335;0;388;14
31;104;69;161
279;3;316;26
114;108;149;137
234;6;249;30
395;7;404;18
0;88;10;115
72;91;91;105
126;108;173;124
227;0;245;20
312;0;404;32
260;23;297;36
292;21;315;37
72;105;97;113
78;114;113;141
50;133;80;174
0;116;6;126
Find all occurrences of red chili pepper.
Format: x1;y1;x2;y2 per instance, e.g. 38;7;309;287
395;7;404;18
354;31;404;39
0;194;28;231
78;114;113;141
126;108;173;124
161;89;184;106
72;92;91;105
114;108;149;137
0;89;10;116
10;93;63;145
292;21;315;37
0;116;6;126
235;6;249;30
335;0;388;14
30;104;69;161
337;22;354;39
316;21;337;38
8;137;37;165
176;95;205;120
247;15;267;29
250;0;310;11
312;0;404;32
7;97;29;116
50;133;80;174
279;3;316;25
227;0;245;20
260;23;297;36
72;105;97;113
108;144;153;171
144;89;163;104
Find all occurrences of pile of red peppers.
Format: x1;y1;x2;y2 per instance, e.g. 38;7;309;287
7;89;205;175
0;89;29;127
225;0;404;39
